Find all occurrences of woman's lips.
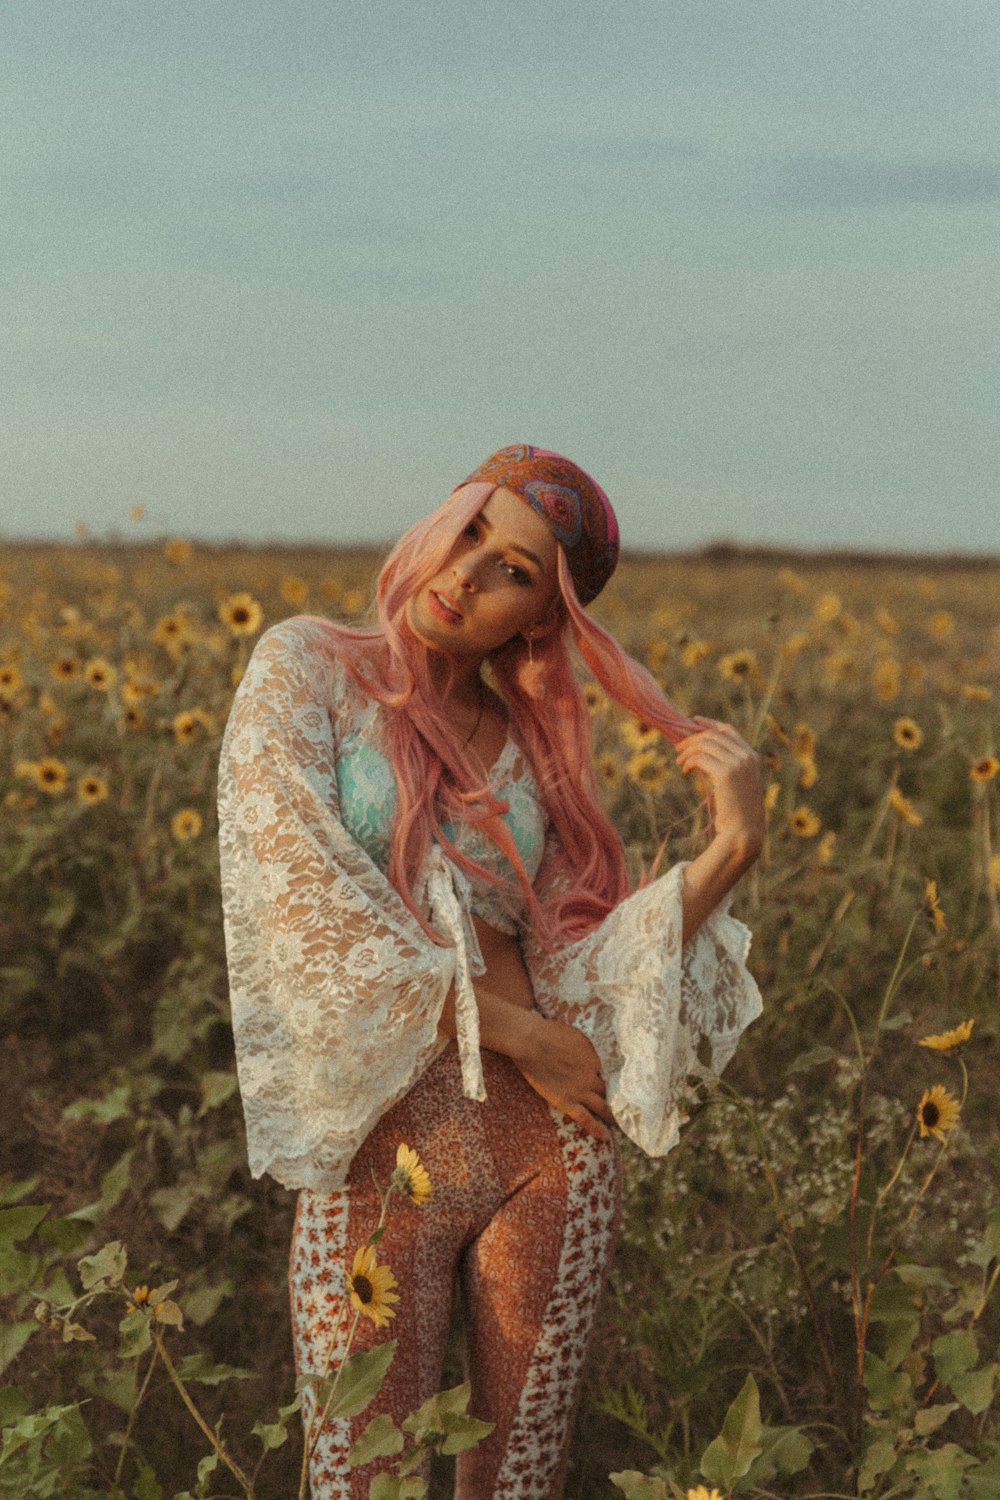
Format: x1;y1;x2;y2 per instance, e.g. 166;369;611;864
427;589;463;624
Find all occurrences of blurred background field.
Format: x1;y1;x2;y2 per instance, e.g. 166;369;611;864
2;537;999;1497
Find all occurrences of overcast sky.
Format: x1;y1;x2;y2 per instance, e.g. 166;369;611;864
4;1;999;553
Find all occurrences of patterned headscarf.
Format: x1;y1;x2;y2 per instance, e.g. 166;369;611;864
457;443;619;605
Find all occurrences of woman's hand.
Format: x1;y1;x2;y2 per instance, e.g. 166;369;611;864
513;1013;615;1143
675;716;765;865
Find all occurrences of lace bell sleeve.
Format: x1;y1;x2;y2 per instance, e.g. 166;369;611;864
216;617;472;1193
521;827;763;1160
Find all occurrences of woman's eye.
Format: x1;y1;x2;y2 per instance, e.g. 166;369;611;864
463;521;480;540
502;562;531;585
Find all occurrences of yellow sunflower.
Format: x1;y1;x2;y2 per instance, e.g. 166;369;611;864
918;1019;974;1052
686;1488;724;1500
627;749;672;794
50;655;82;683
77;774;109;805
347;1246;399;1328
392;1143;433;1206
917;1085;960;1142
84;657;118;692
970;757;1000;784
961;683;992;702
923;879;946;935
151;613;191;649
173;708;214;744
893;717;923;751
889;787;922;827
280;574;310;607
596;751;622;790
0;665;24;696
872;657;901;702
170;808;203;841
718;649;757;683
788;805;820;838
763;781;781;814
582;682;607;717
874;606;900;636
163;538;193;564
35;757;69;795
680;638;712;668
781;631;809;660
814;591;841;623
340;587;368;617
816;829;837;866
798;757;818;789
620;715;660;751
218;592;263;637
928;610;954;640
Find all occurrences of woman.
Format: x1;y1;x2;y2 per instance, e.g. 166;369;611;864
217;444;764;1499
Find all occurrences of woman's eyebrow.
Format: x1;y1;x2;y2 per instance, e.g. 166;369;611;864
476;512;544;571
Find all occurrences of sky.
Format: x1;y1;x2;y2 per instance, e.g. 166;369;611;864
4;1;999;554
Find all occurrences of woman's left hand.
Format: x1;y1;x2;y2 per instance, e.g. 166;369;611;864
674;717;765;865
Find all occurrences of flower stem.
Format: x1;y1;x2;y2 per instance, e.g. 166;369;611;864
152;1327;256;1498
112;1340;161;1487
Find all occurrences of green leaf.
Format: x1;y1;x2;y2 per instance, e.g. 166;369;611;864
78;1240;127;1290
401;1381;476;1435
0;1204;49;1247
78;1362;139;1416
99;1149;137;1213
37;1215;93;1253
252;1396;301;1451
194;1450;219;1497
132;1455;164;1500
368;1478;427;1500
856;1435;899;1494
197;1070;238;1115
894;1262;954;1290
741;1423;814;1485
0;1386;29;1427
964;1207;1000;1269
869;1281;920;1323
879;1009;913;1031
173;1353;255;1387
965;1455;1000;1498
913;1402;959;1436
0;1322;37;1377
932;1329;977;1387
348;1412;405;1467
906;1443;974;1500
149;1184;204;1233
609;1477;671;1500
950;1365;996;1415
63;1083;131;1123
699;1373;762;1488
787;1044;838;1073
318;1341;396;1420
0;1402;82;1464
863;1353;912;1413
119;1309;152;1360
0;1178;40;1207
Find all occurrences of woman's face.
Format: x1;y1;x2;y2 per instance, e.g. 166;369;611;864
406;486;560;662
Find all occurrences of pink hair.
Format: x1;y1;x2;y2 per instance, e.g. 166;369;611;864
304;482;701;949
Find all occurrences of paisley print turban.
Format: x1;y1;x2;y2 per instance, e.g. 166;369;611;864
457;444;619;605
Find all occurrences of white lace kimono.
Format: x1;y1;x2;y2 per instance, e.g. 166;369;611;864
217;616;763;1193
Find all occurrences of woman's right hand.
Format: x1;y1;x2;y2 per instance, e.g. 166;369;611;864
514;1013;615;1143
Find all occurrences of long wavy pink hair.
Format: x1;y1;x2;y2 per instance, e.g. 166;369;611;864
304;481;700;949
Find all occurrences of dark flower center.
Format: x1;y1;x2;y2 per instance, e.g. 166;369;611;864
923;1102;940;1127
353;1275;374;1304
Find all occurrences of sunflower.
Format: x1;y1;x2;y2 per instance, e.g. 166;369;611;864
620;715;660;751
792;722;816;760
582;682;607;717
797;757;818;789
686;1488;724;1500
32;757;69;795
893;717;923;751
218;592;263;637
341;587;368;617
917;1085;960;1142
816;829;837;867
928;610;954;640
874;606;900;636
919;1018;974;1052
163;538;193;564
627;749;672;794
788;805;820;838
872;658;901;702
173;708;214;744
923;878;946;935
781;631;809;660
280;574;310;607
763;781;781;813
77;774;109;805
680;638;712;668
970;757;1000;784
50;655;82;683
0;665;23;696
347;1245;399;1328
596;751;622;790
889;787;922;827
122;706;147;732
718;649;757;683
962;684;992;702
84;657;117;692
151;613;190;649
170;808;203;841
814;591;841;623
392;1143;433;1206
991;854;1000;892
778;567;807;594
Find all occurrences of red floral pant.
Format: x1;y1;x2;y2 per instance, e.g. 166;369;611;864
289;1043;622;1499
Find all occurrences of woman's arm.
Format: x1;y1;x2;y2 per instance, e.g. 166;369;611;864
674;716;764;942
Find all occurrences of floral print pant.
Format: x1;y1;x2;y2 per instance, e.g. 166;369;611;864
289;1043;622;1499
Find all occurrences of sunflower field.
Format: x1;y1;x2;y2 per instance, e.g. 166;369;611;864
1;535;999;1499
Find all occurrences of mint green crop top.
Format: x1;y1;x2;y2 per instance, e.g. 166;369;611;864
333;697;548;935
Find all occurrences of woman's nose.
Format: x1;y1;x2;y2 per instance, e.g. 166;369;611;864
452;556;478;591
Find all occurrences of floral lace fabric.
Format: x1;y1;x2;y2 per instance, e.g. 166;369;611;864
217;616;763;1192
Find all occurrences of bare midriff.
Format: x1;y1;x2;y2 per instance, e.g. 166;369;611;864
472;915;537;1012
